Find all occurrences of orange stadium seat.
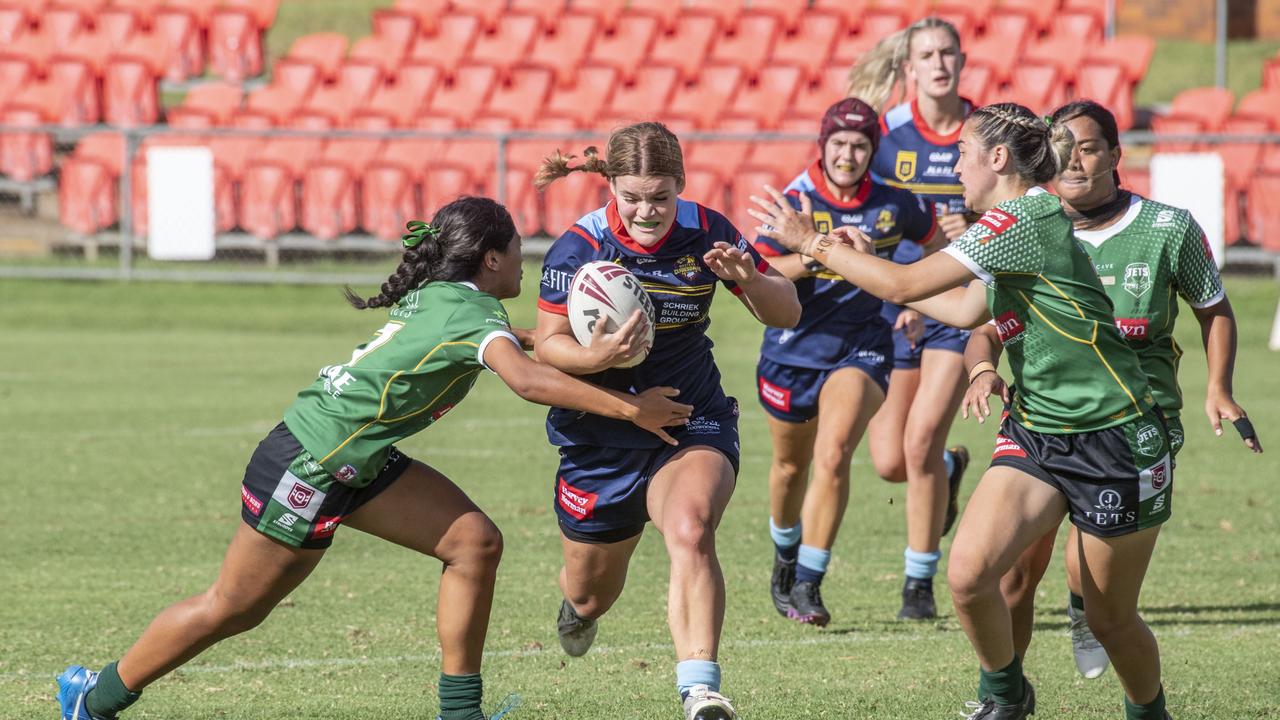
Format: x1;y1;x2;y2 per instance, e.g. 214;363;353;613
751;0;809;33
648;14;716;83
626;0;682;33
163;0;220;28
1088;35;1155;84
586;12;657;83
708;13;780;78
154;7;204;81
729;167;784;238
745;140;812;179
540;170;608;235
393;60;444;105
1265;57;1280;90
207;5;263;81
166;82;242;127
811;0;870;34
300;163;359;240
423;63;497;125
408;13;481;78
59;154;117;234
981;13;1031;52
102;57;160;126
681;167;726;209
1166;86;1235;132
238;85;305;126
223;0;279;29
543;64;616;126
667;64;743;129
771;11;843;82
1151;116;1203;154
1246;175;1280;250
525;12;597;86
726;65;803;130
1025;36;1089;85
997;0;1055;35
1218;117;1269;245
570;0;625;32
871;0;930;24
832;12;905;66
337;61;385;102
360;163;419;241
42;6;89;44
1;26;58;74
1006;61;1066;114
112;0;167;27
1051;10;1103;44
787;64;847;123
393;0;448;35
348;36;407;78
351;81;425;128
0;6;26;44
511;0;566;28
685;0;745;32
452;0;506;31
1118;158;1149;198
1062;0;1107;25
423;165;481;215
293;83;364;128
49;30;111;76
934;0;996;32
929;9;973;42
1234;90;1280;128
957;63;994;106
601;65;678;125
241;136;326;239
485;67;553;127
97;7;139;43
964;35;1020;86
0;57;33;110
286;33;349;83
1075;62;1132;129
0;107;52;181
469;13;540;80
685;138;753;185
269;58;321;102
370;9;419;60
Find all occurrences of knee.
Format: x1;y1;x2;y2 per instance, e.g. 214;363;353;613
445;514;504;571
902;431;936;475
1000;561;1037;607
772;458;808;486
664;512;716;559
873;453;907;483
811;443;854;483
200;587;274;638
947;549;998;608
1084;602;1141;646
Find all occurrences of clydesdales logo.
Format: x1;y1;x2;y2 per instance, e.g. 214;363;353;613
673;255;700;282
287;481;315;510
894;150;917;182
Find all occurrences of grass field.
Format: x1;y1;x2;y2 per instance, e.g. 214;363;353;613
2;272;1278;719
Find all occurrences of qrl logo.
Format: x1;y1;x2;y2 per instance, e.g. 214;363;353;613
1149;462;1167;491
288;482;315;510
994;311;1025;344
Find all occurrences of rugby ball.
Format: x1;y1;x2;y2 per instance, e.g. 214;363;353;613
567;260;656;368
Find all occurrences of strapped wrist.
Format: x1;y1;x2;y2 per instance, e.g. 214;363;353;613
967;360;997;384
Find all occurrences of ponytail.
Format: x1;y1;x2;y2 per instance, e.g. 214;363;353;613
535;122;684;190
846;17;962;113
533;146;609;190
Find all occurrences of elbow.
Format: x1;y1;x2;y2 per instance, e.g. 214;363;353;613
768;283;802;328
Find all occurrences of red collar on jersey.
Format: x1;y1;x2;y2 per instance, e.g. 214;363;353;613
806;160;873;210
607;200;678;254
910;97;973;146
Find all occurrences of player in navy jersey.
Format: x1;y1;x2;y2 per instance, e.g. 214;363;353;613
756;97;943;627
847;17;975;619
532;122;799;720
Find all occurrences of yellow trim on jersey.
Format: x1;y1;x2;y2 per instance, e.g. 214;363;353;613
881;179;964;195
642;282;714;297
1039;275;1086;320
1016;290;1091;344
318;340;479;464
875;233;903;249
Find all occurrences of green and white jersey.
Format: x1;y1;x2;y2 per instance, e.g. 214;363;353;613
1074;195;1224;418
942;188;1155;433
283;281;518;488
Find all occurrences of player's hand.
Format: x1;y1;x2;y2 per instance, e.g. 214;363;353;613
962;369;1009;424
704;241;759;285
747;186;820;254
895;309;924;349
831;226;876;254
938;212;970;242
511;326;536;351
629;386;693;446
588;309;650;369
1205;389;1262;453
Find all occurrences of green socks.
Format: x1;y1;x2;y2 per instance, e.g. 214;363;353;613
439;672;485;720
978;655;1026;706
1125;686;1167;720
85;662;141;719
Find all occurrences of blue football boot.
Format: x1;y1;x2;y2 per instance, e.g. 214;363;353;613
57;665;106;720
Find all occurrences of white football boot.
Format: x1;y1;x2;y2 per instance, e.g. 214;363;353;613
1067;602;1110;679
683;685;737;720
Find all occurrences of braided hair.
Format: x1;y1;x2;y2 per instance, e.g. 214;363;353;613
345;196;516;309
968;103;1074;184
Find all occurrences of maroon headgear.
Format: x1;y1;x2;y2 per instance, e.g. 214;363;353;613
819;97;881;156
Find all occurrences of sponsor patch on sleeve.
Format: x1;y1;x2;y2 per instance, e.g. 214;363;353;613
975;208;1018;238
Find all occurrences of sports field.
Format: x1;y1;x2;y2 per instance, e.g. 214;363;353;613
3;272;1278;719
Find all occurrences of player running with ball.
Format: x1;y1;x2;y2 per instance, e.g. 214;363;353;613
57;197;692;720
533;121;799;720
751;102;1179;720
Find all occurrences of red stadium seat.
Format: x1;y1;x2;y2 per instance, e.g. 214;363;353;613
1246;175;1280;250
934;0;996;33
300;163;358;240
1151;116;1203;154
97;7;140;43
48;28;111;77
164;0;219;29
348;36;406;79
680;168;725;208
208;134;262;184
370;9;419;61
351;83;419;128
44;59;97;124
0;57;33;110
729;167;785;239
154;7;203;81
526;12;598;86
337;61;385;103
207;6;262;81
452;0;506;32
648;14;716;83
626;0;681;32
293;83;363;128
360;164;419;241
423;165;479;215
787;64;847;123
408;13;481;78
745;140;812;179
685;138;754;185
726;65;803;130
1062;0;1107;25
392;0;448;35
981;13;1031;52
1234;90;1280;128
1075;62;1132;129
1219;117;1269;246
59;155;117;234
469;13;540;80
1;26;58;74
1024;36;1088;85
510;0;566;29
286;32;349;83
570;0;626;33
239;162;297;238
0;107;52;181
269;58;321;102
684;0;745;32
870;0;930;24
112;0;167;26
485;67;553;127
1088;35;1155;84
543;64;617;126
832;12;905;67
771;11;843;82
0;6;27;44
751;0;807;32
1006;62;1066;115
602;66;678;123
811;0;870;34
1265;57;1280;90
102;58;159;126
964;35;1020;86
423;63;498;125
1051;11;1102;44
222;0;279;29
708;13;780;78
540;169;608;235
585;11;657;83
1166;86;1235;132
42;6;88;45
238;85;305;126
997;0;1055;35
667;64;743;130
957;63;994;107
929;9;973;42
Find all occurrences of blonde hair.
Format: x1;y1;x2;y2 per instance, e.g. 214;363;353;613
534;121;685;190
846;17;962;112
969;103;1075;184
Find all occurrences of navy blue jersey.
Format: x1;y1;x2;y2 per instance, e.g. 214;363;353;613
539;198;767;449
755;161;937;368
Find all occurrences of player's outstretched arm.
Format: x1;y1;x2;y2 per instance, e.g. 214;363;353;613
905;282;992;329
484;336;693;445
1192;296;1262;452
533;308;650;375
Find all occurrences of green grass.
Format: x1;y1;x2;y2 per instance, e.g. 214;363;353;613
1134;39;1280;109
2;272;1278;719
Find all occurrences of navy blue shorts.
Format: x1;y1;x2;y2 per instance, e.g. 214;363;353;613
554;399;741;543
893;317;970;369
757;344;891;424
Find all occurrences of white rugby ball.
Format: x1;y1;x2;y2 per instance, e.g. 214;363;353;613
567;260;656;369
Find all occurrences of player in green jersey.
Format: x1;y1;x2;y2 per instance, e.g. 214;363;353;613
750;103;1177;720
57;196;694;720
996;99;1263;682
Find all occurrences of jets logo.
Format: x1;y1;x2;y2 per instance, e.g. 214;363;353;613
894;150;917;182
1123;263;1152;298
1135;424;1163;457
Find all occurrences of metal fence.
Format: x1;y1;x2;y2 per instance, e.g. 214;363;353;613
0;124;1278;284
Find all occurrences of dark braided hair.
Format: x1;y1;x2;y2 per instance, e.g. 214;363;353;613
345;196;516;309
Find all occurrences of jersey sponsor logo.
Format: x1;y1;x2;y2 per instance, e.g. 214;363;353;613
975;209;1017;237
839;213;861;225
334;464;358;483
994;311;1026;344
241;486;263;516
874;208;895;233
1153;209;1177;228
1168;426;1184;450
856;348;885;366
992;435;1027;459
287;481;316;510
431;402;457;422
309;514;342;540
759;377;792;412
894;151;917;182
557;477;598;521
922;164;954;177
1123;263;1152;298
275;512;299;530
777;329;795;344
673;255;701;282
813;210;834;234
1148;462;1168;491
685;417;722;435
1151;492;1166;514
1135;424;1163;457
1115;317;1149;339
541;267;573;293
321;365;357;399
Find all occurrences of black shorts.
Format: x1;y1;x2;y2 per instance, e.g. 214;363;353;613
990;409;1173;538
240;422;413;549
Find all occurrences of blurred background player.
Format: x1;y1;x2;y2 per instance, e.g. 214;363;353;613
751;102;1179;720
532;122;799;720
756;97;943;627
999;99;1263;681
56;197;693;720
847;16;974;620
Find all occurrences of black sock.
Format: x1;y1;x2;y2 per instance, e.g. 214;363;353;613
979;655;1026;706
777;542;799;562
1069;591;1086;612
85;662;141;719
439;672;485;720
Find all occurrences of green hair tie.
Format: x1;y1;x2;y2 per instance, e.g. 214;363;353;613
402;220;441;249
1043;115;1053;126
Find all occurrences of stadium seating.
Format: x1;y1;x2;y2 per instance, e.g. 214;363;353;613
667;64;743;130
1088;34;1155;84
470;13;541;79
525;12;598;85
586;12;657;83
408;13;481;78
726;65;803;130
648;14;716;82
1246;175;1280;251
771;12;842;82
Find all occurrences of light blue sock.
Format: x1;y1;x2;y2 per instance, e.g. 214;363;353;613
904;547;941;580
943;449;956;478
769;517;801;549
676;659;721;698
795;544;831;584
